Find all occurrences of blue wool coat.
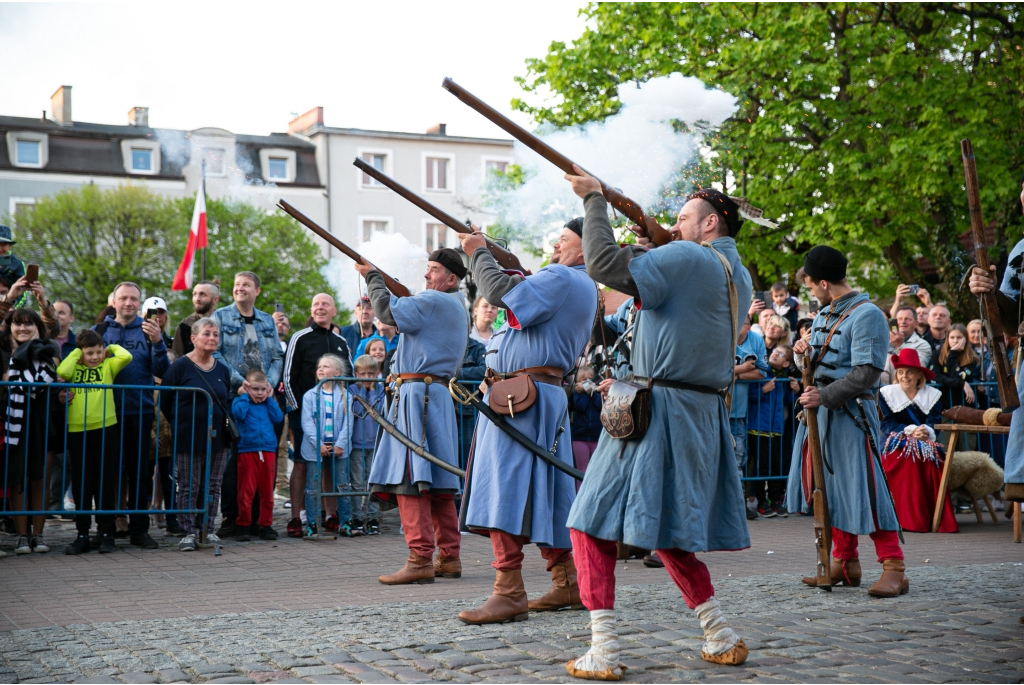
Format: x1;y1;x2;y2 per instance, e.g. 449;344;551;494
1000;237;1024;488
567;238;752;552
367;290;468;492
784;292;900;534
462;264;596;548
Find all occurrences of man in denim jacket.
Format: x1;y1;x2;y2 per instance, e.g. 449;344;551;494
211;271;285;535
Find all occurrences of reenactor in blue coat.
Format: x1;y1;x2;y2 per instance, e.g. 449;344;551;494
356;249;469;585
563;167;756;679
456;221;597;625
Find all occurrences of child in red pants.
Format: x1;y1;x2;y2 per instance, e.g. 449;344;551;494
231;369;283;541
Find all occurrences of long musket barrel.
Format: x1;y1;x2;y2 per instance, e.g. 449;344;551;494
277;199;412;298
961;139;1019;411
801;351;833;591
441;77;674;247
352;158;531;275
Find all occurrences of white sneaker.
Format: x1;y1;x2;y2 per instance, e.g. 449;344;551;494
179;534;197;551
14;536;31;554
206;532;222;544
30;536;49;553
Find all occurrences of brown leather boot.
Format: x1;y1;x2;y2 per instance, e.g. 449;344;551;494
378;551;435;585
867;558;909;598
457;569;528;624
529;558;584;611
433;553;462;578
801;558;861;587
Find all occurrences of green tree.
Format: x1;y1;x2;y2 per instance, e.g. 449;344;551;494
13;183;180;319
8;184;335;330
515;3;1024;313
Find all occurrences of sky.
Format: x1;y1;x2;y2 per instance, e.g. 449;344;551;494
0;2;589;138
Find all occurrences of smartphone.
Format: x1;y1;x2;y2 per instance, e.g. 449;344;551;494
25;264;38;285
754;291;766;304
275;303;284;314
889;318;899;332
908;284;919;295
144;309;155;321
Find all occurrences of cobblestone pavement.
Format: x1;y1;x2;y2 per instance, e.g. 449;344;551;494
0;563;1021;684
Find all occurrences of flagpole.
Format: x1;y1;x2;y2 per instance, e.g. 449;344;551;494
200;160;207;282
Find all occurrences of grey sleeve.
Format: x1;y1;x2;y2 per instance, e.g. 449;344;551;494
471;247;524;309
818;364;882;410
364;271;396;327
581;192;645;297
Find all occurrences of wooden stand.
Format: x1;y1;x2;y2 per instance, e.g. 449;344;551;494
932;423;1010;534
1015;502;1022;544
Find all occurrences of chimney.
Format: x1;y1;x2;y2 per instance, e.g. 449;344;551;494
128;107;149;127
289;106;323;134
426;123;447;136
51;85;72;125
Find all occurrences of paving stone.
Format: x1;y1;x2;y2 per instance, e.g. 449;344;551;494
433;652;484;670
306;677;354;684
120;673;159;684
195;664;240;676
292;666;341;677
350;651;394;664
449;639;507;653
157;668;190;683
207;679;255;684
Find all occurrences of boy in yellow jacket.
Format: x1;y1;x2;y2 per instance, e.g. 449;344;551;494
56;330;132;555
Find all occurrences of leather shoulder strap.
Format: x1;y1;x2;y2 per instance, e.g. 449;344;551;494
813;299;868;368
701;242;739;410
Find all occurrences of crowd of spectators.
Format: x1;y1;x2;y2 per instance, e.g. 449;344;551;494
0;214;1015;556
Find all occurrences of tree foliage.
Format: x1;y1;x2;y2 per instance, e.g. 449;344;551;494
515;3;1024;313
10;184;333;329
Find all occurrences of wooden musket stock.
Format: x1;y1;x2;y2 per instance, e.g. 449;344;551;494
352;158;531;275
961;139;1019;411
801;352;833;591
277;199;411;298
441;77;674;247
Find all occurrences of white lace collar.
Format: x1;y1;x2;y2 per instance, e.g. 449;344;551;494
880;383;941;416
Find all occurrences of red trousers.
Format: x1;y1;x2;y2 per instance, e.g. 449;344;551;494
571;529;715;610
831;527;903;563
237;451;275;527
486;529;571;571
396;493;461;559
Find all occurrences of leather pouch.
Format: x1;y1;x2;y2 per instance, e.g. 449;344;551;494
600;379;651;440
488;374;537;416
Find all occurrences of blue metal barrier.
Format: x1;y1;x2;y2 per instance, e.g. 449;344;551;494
0;381;214;534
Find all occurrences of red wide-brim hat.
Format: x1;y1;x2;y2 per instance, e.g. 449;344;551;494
891;347;935;382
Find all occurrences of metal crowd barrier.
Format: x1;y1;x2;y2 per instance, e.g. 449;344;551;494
0;381;214;533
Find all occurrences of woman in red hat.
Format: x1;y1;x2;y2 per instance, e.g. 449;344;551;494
879;348;958;533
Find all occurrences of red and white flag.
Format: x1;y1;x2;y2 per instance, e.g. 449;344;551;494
171;182;208;291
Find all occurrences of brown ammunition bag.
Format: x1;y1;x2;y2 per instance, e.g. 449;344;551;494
600;378;652;440
487;373;538;417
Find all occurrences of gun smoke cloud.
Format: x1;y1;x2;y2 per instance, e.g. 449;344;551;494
321;231;429;311
487;74;737;247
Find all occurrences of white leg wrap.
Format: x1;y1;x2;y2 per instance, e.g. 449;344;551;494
694;597;739;655
573;610;621;671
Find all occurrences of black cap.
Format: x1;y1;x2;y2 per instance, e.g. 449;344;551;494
429;247;467;280
803;246;848;283
688;188;742;237
564;217;584;238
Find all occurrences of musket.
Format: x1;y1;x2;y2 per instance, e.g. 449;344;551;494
800;351;833;591
441;77;674;247
277;199;412;298
353;157;531;275
961;139;1019;411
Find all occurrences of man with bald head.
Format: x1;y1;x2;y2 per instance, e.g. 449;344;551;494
923;304;951;359
551;217;585;267
282;293;353;535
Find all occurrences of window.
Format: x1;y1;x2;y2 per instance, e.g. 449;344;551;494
361;153;387;186
485;160;508;174
204;148;225;175
258;148;296;184
6;132;48;168
267;157;288;180
362;220;389;243
131;148;153;172
120;139;160;175
425;223;446;252
8;197;36;223
16;140;40;165
425;157;449;191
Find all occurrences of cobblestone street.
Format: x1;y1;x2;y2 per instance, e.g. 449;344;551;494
0;508;1021;683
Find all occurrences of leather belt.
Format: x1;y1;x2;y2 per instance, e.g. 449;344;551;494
394;373;447;386
485;366;565;387
636;376;728;398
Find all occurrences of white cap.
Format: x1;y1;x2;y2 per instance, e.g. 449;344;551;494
142;296;167;313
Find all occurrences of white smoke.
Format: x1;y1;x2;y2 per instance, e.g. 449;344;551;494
321;231;429;310
489;73;737;245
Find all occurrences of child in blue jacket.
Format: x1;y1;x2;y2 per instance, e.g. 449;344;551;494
300;354;351;537
747;344;797;516
231;368;283;541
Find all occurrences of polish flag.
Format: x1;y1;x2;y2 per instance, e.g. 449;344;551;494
171;182;208;291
